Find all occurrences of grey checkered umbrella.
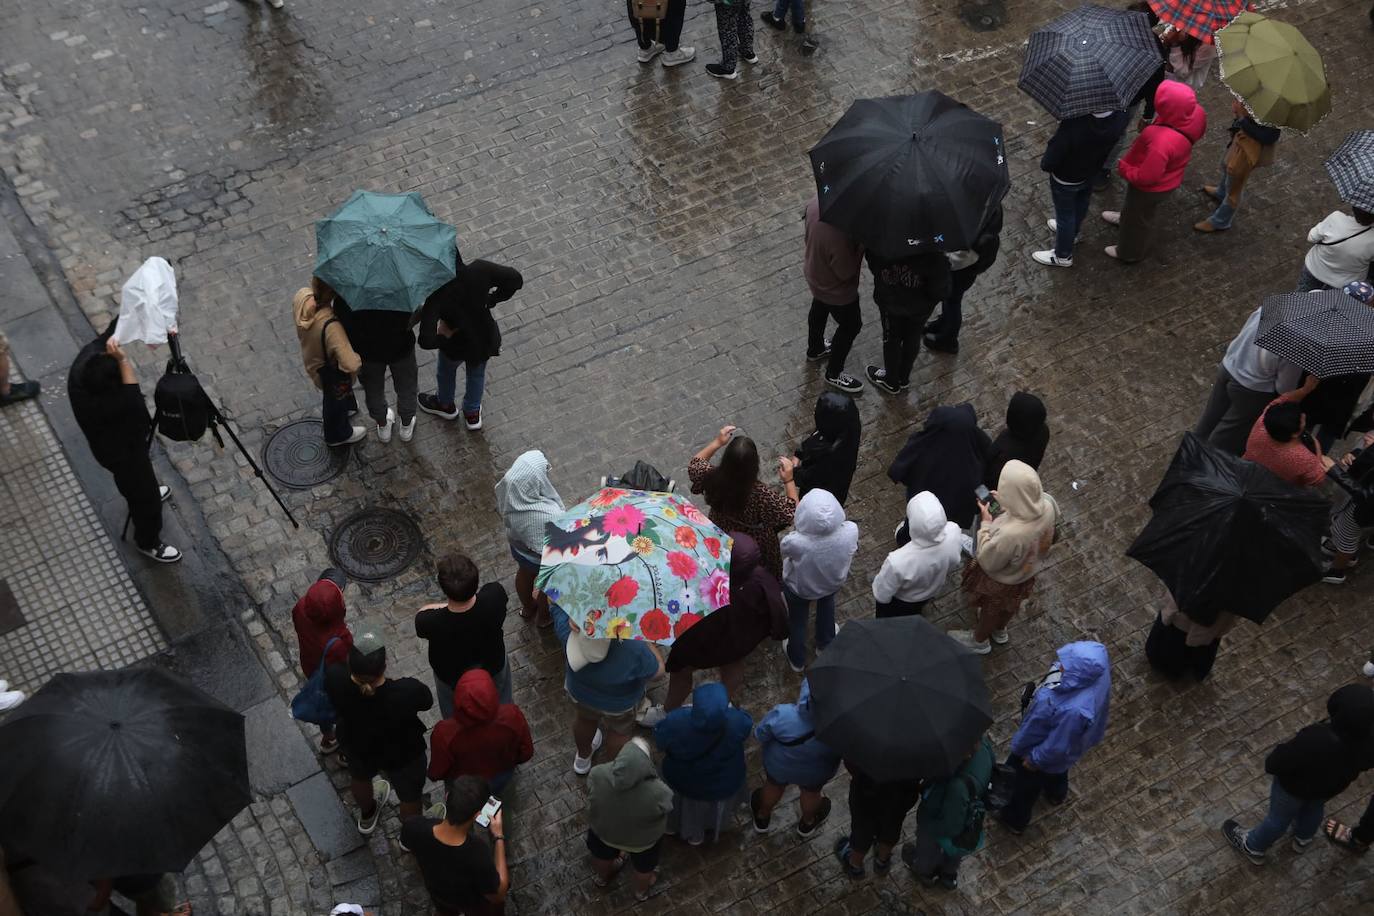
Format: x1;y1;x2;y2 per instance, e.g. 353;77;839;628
1326;130;1374;212
1019;5;1163;120
1255;289;1374;378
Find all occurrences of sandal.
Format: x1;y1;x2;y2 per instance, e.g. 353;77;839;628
593;852;627;887
1324;818;1369;853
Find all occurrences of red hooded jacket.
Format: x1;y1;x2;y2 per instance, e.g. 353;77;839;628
291;579;353;678
1117;81;1207;193
428;669;534;781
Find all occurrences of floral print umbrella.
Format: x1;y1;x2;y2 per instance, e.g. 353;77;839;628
537;488;733;645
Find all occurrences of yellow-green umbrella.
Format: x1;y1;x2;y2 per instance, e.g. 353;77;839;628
1217;11;1330;132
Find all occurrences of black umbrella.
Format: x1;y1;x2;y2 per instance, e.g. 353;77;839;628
1254;288;1374;378
1126;433;1327;625
808;92;1011;258
808;616;992;782
1326;129;1374;212
1019;5;1163;119
0;668;250;878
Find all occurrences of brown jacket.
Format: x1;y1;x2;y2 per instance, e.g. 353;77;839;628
293;288;361;390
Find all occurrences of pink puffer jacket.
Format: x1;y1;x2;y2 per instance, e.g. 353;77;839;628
1117;81;1206;193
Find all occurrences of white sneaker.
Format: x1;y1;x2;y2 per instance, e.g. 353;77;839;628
1032;249;1072;268
327;425;367;447
573;728;604;775
0;679;8;691
140;543;183;564
637;41;665;63
158;485;171;502
0;690;25;712
781;638;805;673
377;407;395;443
1046;218;1057;232
991;629;1010;645
398;416;416;442
661;46;696;67
1101;210;1121;226
1362;661;1374;678
947;629;991;655
637;704;667;728
267;0;284;7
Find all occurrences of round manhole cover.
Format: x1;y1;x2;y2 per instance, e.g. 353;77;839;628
263;419;351;489
329;508;424;582
959;0;1006;31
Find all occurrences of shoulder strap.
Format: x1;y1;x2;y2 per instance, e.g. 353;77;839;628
318;635;340;673
1316;225;1373;247
320;317;338;355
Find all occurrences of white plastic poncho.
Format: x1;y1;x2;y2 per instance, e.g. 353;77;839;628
113;257;179;345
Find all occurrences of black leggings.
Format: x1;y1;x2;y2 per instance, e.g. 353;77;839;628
847;770;921;853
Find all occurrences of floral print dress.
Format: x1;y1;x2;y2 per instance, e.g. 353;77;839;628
688;457;795;580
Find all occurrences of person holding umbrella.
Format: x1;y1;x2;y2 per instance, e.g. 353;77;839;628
1242;374;1335;488
863;249;951;394
1304;129;1374;290
1321;428;1374;585
1194;100;1280;234
808;617;993;874
1194;302;1301;455
1145;593;1236;681
1223;684;1374;865
801;194;865;394
1102;81;1207;263
1294;282;1374;453
995;641;1112;835
1032;111;1130;268
924;205;1003;353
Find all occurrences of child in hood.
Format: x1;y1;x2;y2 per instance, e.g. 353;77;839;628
586;738;674;901
427;669;533;795
793;392;862;505
290;568;353;753
872;492;962;618
781;489;859;671
750;680;841;837
1102;80;1206;263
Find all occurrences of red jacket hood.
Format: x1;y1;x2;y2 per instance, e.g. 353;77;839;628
1152;81;1206;143
454;668;500;727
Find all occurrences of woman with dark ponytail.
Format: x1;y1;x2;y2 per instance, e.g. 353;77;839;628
689;425;798;578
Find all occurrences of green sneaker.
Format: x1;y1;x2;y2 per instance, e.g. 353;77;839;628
357;778;391;834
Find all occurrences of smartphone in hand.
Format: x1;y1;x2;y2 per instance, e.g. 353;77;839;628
476;796;502;828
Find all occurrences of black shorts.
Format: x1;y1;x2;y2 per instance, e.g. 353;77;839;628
585;829;661;873
764;770;826;795
347;751;428;804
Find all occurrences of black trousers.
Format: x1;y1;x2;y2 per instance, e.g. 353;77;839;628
628;0;686;52
875;598;926;618
879;301;936;387
998;754;1068;832
847;769;921;853
1144;614;1221;681
1353;793;1374;846
110;455;162;549
807;297;862;378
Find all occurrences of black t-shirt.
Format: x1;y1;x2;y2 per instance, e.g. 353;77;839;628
67;326;153;469
400;817;500;909
336;305;416;364
414;583;509;684
322;667;432;770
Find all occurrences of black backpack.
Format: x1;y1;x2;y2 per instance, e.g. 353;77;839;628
154;368;212;442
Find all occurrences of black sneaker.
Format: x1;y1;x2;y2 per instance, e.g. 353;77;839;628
760;10;787;28
0;380;40;406
796;796;831;837
1222;819;1266;865
140;543;183;564
706;63;738;80
741;51;759;64
805;339;832;361
923;333;959;355
750;788;771;834
825;372;863;394
1321;536;1335;555
864;365;902;395
792;18;806;33
418;393;459;420
1322;566;1347;584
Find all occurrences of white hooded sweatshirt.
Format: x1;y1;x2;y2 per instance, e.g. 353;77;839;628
780;489;859;601
871;492;962;604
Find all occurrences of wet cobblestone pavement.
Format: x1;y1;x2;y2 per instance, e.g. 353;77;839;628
4;0;1374;912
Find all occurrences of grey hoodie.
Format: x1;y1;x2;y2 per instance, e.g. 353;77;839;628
872;492;962;604
780;489;859;601
587;740;674;852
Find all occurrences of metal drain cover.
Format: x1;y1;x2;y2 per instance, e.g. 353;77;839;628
263;419;351;489
959;0;1005;31
329;508;423;582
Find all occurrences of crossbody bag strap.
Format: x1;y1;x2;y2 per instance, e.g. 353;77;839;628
318;635;340;672
320;317;338;366
1316;225;1374;247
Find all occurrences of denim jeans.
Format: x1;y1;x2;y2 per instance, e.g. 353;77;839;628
772;0;804;24
1050;178;1093;258
1246;778;1324;853
436;351;488;414
1207;170;1237;229
783;585;835;669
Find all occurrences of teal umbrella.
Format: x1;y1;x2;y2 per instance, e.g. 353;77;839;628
313;190;457;313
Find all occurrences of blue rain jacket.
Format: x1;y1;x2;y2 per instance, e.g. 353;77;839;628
655;682;753;801
1010;641;1111;774
755;680;841;789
